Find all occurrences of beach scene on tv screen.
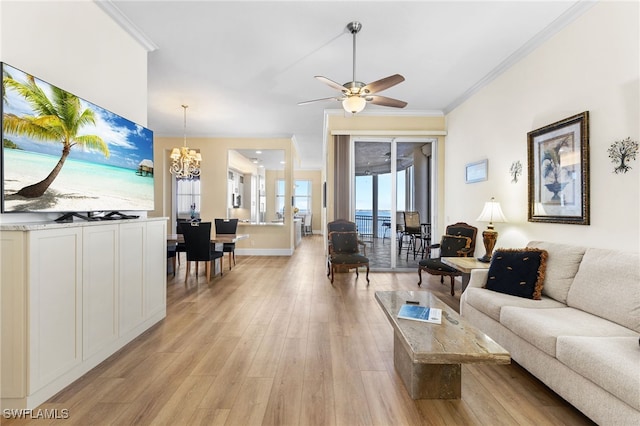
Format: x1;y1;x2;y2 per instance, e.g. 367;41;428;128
2;63;154;213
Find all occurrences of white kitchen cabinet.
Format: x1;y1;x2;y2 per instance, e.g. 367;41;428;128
144;219;167;317
119;221;146;336
228;169;244;208
83;224;118;360
0;218;167;410
28;227;83;393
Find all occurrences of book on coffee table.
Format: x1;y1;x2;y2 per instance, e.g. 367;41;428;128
397;304;442;324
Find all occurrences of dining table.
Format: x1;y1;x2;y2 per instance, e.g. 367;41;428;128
167;233;249;244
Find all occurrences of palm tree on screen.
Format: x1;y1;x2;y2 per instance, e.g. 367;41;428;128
2;73;109;198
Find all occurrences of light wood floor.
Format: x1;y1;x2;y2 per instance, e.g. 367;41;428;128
8;235;595;425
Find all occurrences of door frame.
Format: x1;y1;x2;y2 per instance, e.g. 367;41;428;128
350;136;439;270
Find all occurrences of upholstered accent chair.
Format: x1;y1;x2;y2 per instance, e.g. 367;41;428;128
417;222;477;295
327;231;370;285
326;219;366;276
327;219;358;234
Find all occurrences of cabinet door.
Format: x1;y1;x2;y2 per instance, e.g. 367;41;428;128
144;220;166;317
28;228;82;392
1;231;26;398
228;179;234;209
119;222;145;336
83;225;118;359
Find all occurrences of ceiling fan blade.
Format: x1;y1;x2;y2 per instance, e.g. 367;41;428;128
315;76;348;93
367;95;407;108
298;96;342;106
363;74;405;94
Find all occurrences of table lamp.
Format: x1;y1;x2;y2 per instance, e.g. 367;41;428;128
476;197;507;263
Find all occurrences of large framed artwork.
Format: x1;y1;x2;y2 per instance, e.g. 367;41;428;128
527;111;589;225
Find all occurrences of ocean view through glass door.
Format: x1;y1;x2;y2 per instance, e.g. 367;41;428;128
354;139;433;270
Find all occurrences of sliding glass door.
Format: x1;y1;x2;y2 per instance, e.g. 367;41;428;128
353;138;433;270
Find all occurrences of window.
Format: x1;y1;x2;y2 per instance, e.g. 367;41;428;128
294;180;312;214
176;178;201;218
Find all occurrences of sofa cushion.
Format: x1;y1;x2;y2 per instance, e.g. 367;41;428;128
485;248;547;299
499;307;637;357
464;287;565;322
526;241;586;304
556;336;640;411
567;248;640;333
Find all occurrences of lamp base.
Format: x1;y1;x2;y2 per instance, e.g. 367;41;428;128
479;228;498;264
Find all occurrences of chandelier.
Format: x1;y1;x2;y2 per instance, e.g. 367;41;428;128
169;104;201;179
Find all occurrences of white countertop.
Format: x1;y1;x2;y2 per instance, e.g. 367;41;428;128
0;216;167;231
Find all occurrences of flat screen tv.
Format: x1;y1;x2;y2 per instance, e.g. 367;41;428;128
1;62;154;220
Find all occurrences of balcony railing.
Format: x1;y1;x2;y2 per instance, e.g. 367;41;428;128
355;214;392;239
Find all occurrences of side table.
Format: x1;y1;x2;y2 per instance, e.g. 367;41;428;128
441;257;490;294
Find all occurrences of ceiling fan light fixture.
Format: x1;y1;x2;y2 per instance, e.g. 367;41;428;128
299;21;406;110
342;96;366;114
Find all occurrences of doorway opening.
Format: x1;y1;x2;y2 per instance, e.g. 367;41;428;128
353;137;435;270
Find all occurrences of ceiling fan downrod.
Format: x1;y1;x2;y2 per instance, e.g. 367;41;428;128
347;21;362;89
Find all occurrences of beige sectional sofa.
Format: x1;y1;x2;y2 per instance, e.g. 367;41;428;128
460;241;639;425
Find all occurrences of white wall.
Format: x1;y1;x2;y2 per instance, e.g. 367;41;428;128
0;0;148;223
444;1;639;253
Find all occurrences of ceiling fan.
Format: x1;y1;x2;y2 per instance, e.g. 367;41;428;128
298;21;407;113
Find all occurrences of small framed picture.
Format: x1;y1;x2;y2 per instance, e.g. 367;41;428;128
465;159;488;183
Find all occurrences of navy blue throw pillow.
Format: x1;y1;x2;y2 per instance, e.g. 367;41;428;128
485;249;548;300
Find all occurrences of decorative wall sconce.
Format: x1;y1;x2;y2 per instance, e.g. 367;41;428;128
510;160;522;183
608;137;638;174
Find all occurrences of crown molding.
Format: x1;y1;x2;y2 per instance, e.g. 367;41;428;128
94;0;158;52
443;0;598;114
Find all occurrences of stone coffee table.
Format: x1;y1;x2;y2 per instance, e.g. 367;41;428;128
375;290;510;399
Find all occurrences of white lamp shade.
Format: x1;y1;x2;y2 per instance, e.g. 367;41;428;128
476;198;507;223
342;96;366;113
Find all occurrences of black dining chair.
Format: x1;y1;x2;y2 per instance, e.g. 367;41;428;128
167;241;177;277
215;218;239;270
180;221;223;283
175;218;190;266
